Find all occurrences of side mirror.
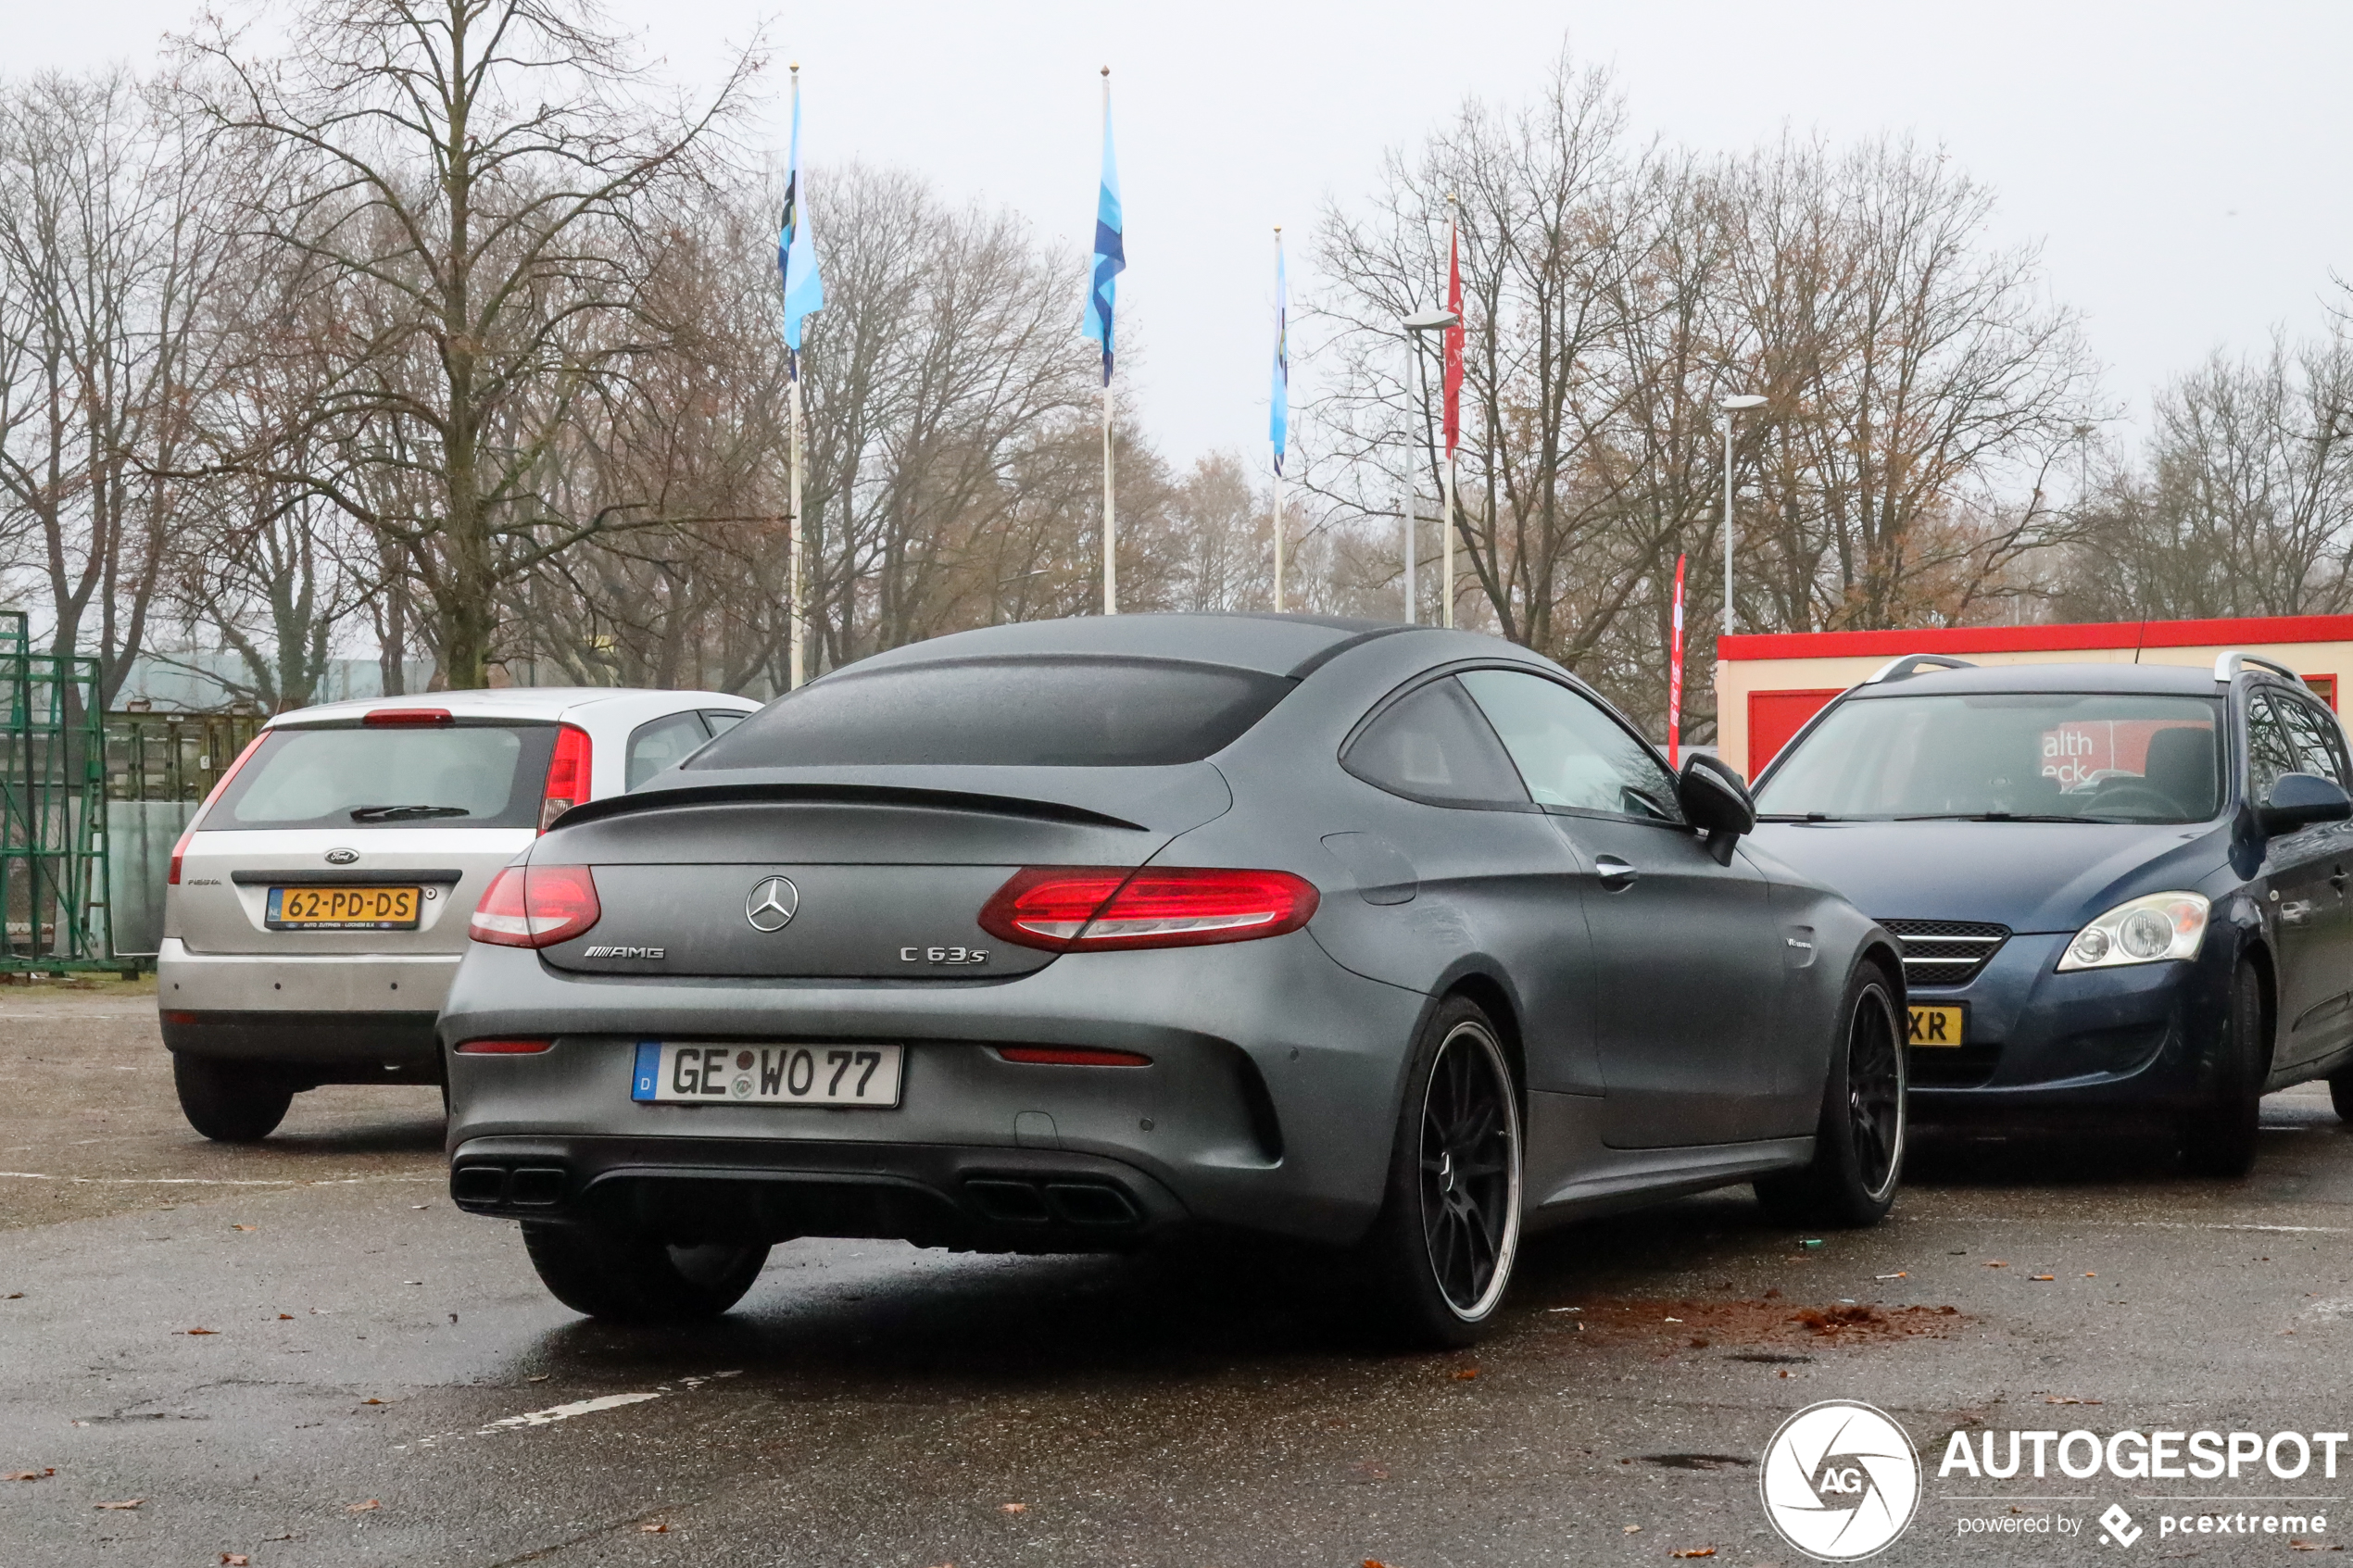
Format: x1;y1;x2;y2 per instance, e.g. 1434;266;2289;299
1679;753;1756;866
2258;771;2353;837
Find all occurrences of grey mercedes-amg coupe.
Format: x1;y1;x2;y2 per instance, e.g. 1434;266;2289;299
440;615;1904;1345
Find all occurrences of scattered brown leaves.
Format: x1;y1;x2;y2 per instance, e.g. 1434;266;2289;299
1541;1298;1962;1353
346;1499;380;1513
181;1327;218;1336
222;1555;250;1565
360;1399;384;1406
999;1502;1026;1514
231;1225;256;1233
6;1469;53;1481
1451;1368;1480;1381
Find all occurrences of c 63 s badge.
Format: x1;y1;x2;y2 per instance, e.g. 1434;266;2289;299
901;946;988;966
582;946;665;960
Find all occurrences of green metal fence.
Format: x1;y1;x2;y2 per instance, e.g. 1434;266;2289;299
0;610;111;970
103;708;264;958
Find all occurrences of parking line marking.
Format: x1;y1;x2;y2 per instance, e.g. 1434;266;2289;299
2133;1222;2352;1234
0;1172;435;1187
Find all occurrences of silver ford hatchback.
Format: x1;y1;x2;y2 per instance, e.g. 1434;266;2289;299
160;688;757;1140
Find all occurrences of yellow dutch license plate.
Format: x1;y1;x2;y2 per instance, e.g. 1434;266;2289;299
267;885;422;931
1907;1004;1965;1047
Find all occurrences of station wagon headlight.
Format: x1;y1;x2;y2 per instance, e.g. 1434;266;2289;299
2057;892;2209;972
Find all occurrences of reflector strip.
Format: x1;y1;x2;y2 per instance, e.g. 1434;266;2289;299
997;1046;1152;1067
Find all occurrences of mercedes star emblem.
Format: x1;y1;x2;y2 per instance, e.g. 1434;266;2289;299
746;875;799;933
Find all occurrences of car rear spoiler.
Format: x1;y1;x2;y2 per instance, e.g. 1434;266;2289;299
1862;654;1978;684
549;781;1150;834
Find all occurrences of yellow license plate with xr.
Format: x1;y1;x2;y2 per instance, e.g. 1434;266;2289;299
1907;1004;1964;1047
268;885;421;930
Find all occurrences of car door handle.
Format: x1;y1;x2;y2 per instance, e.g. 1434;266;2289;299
1594;855;1637;892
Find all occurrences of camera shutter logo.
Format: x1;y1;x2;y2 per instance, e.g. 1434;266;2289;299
1759;1399;1920;1561
746;876;799;933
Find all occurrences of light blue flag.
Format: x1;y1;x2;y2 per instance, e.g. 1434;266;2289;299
1079;96;1125;386
1270;241;1289;476
778;82;824;362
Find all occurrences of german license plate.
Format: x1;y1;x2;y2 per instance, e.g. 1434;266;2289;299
266;885;421;930
631;1042;904;1108
1907;1004;1965;1047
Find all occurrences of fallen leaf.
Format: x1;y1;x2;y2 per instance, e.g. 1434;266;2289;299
1000;1502;1026;1514
231;1224;256;1232
1779;1369;1792;1378
223;1555;250;1565
94;1499;144;1510
2;1292;20;1299
1452;1368;1480;1381
276;1313;293;1321
361;1398;384;1406
346;1499;380;1513
641;1522;671;1533
2083;1272;2096;1278
182;1327;218;1336
1672;1551;1718;1561
1364;1561;1389;1568
1689;1336;1711;1349
5;1469;53;1481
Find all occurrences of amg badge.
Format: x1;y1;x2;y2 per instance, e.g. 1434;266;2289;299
582;945;665;960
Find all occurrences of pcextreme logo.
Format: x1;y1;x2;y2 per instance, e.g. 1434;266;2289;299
1760;1399;1922;1561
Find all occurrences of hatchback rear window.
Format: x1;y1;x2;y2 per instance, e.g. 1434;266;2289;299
209;723;560;830
690;657;1295;769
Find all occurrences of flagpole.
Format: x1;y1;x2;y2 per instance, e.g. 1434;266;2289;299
1100;68;1117;617
1271;226;1284;613
788;365;804;690
1442;194;1459;631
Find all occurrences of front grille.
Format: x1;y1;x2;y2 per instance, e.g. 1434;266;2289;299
1881;918;2010;987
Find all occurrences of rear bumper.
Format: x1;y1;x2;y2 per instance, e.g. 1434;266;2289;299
159;1009;442;1083
450;1134;1188;1252
157;937;460;1015
438;933;1430;1249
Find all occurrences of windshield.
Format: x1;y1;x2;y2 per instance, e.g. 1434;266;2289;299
212;723;557;831
690;656;1295;769
1755;692;2226;823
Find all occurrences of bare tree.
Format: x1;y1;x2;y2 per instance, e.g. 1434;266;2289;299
186;0;759;687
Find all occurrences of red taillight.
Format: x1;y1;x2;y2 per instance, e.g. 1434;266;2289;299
362;707;454;726
539;722;593;832
455;1038;554;1054
976;866;1319;952
169;732;269;885
469;864;601;948
998;1046;1153;1067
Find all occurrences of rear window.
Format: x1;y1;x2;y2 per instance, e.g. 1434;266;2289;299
690;657;1295;769
208;723;559;831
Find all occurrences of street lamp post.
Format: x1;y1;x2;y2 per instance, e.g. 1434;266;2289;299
1403;307;1461;628
1719;393;1767;636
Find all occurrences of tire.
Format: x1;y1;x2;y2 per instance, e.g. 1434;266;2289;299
521;1221;769;1323
1755;960;1906;1229
2330;1070;2353;1123
172;1054;293;1143
1355;996;1524;1349
2182;958;2267;1178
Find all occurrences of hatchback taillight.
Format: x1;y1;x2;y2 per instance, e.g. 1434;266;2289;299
977;866;1319;952
539;722;593;832
168;732;269;886
470;865;601;947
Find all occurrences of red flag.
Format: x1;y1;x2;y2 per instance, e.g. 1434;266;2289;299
1668;553;1687;768
1441;221;1465;457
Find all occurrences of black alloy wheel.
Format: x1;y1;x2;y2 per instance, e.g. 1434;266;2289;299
1845;979;1905;1200
1755;960;1906;1228
1359;996;1524;1348
1418;1019;1523;1318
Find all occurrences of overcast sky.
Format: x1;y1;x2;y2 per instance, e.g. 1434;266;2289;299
20;1;2353;473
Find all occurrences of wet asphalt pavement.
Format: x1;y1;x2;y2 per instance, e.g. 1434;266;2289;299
6;985;2353;1565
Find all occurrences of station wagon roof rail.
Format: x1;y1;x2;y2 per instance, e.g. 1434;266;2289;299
2213;650;2303;684
1863;653;1979;685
